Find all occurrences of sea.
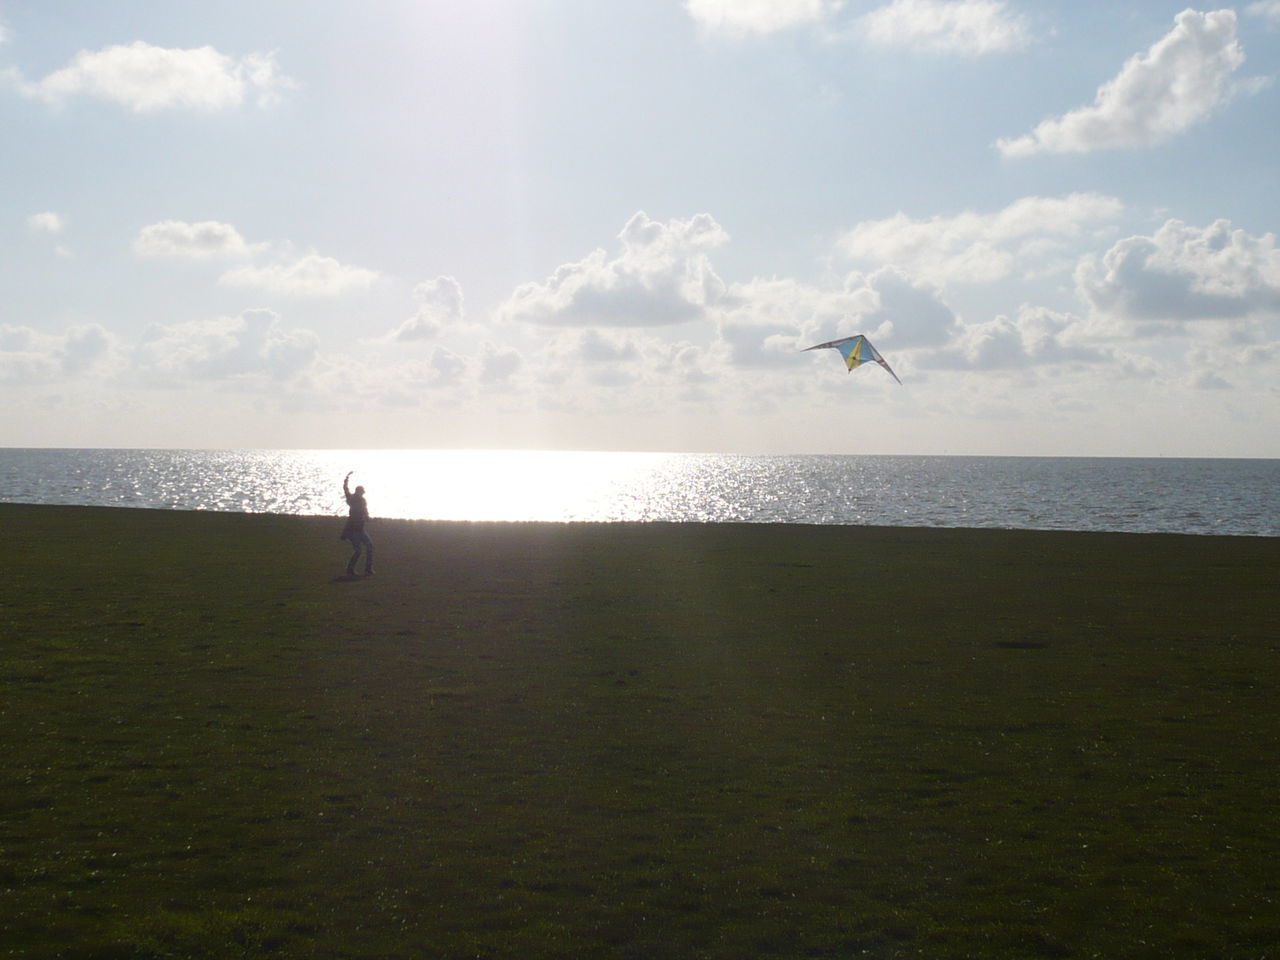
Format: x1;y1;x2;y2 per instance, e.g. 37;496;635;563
1;448;1276;537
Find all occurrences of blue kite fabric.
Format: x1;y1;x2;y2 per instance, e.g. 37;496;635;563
803;334;903;384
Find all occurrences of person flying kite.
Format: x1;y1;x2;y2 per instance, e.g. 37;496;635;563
803;334;902;384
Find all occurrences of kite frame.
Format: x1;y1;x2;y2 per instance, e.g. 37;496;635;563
803;334;903;384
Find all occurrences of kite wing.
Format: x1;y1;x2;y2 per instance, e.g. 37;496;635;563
803;335;903;384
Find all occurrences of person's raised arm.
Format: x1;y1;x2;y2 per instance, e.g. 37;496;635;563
343;471;352;499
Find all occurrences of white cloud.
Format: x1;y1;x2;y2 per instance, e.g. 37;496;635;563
427;346;468;386
219;254;380;297
134;220;261;259
530;330;640;396
369;348;476;403
0;322;112;383
11;41;295;112
860;0;1030;55
136;222;376;298
923;306;1105;370
546;329;643;368
1190;369;1232;389
61;324;112;373
997;10;1254;158
1076;219;1280;333
528;329;716;405
840;193;1123;286
715;275;869;369
852;267;960;348
712;268;957;383
478;341;522;384
390;276;465;341
0;327;58;384
685;0;842;36
27;211;64;234
137;309;318;383
497;212;728;327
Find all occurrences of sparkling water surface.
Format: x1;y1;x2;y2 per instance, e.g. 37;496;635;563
1;449;1276;536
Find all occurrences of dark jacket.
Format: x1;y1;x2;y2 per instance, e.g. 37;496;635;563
340;480;368;540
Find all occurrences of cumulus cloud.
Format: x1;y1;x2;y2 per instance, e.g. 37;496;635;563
1190;369;1233;389
137;309;318;383
219;254;380;297
134;219;261;259
497;212;728;327
922;306;1106;370
478;341;522;384
714;276;865;370
1076;219;1280;332
61;324;112;373
685;0;842;36
530;330;629;393
375;348;476;401
860;0;1030;55
404;347;469;389
997;10;1257;158
27;211;64;234
841;193;1123;286
0;328;58;384
853;267;960;348
0;322;112;383
390;276;465;341
10;41;295;112
713;267;957;381
135;221;376;298
531;329;713;399
594;332;644;366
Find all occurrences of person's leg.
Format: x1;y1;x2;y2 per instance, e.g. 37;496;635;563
347;536;362;574
361;532;374;574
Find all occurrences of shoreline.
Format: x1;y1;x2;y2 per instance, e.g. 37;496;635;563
4;450;1276;537
4;499;1277;540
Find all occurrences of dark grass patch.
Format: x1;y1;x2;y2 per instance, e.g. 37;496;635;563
2;505;1278;958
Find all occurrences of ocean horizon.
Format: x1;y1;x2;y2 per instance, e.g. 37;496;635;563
2;448;1275;537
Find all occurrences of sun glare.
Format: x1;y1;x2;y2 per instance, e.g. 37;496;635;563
335;450;679;522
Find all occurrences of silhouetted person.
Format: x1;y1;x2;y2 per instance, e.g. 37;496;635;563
340;471;374;576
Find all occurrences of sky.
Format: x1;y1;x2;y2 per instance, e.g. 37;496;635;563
3;0;1279;457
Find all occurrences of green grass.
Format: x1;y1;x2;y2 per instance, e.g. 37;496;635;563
2;504;1277;958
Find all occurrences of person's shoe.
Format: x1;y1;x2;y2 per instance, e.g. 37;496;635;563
363;567;375;576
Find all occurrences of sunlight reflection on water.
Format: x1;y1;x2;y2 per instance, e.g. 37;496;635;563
1;448;1276;536
357;449;681;522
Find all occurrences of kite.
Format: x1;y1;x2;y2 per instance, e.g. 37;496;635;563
803;334;902;384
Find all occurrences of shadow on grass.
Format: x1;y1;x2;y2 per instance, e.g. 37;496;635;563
4;506;1278;959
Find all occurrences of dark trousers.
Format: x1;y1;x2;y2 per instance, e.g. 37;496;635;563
347;531;373;571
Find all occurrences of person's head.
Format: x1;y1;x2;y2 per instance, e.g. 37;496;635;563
355;485;365;496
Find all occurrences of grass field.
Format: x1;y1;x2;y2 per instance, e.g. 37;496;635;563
2;503;1277;959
